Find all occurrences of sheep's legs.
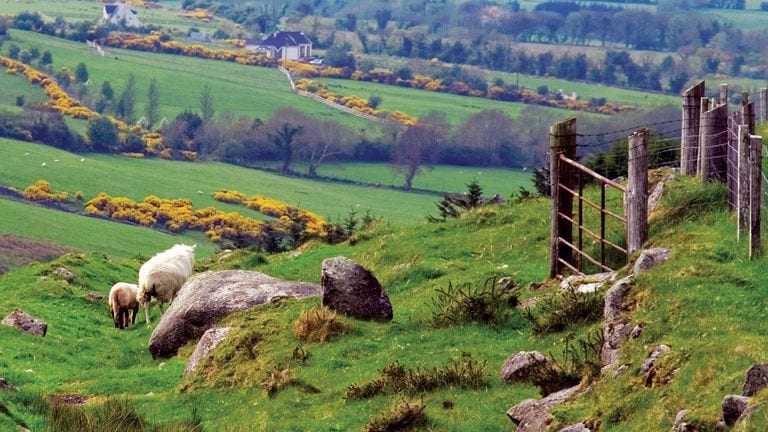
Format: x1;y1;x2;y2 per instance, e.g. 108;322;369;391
143;301;152;324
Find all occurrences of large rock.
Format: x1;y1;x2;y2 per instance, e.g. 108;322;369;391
632;248;672;275
2;309;47;336
500;351;554;385
53;267;76;282
184;327;232;377
507;385;588;432
743;364;768;397
601;276;633;367
722;395;749;426
321;257;392;321
673;409;700;432
640;344;670;373
558;423;590;432
148;270;320;358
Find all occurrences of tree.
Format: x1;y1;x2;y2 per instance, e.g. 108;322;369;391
145;77;160;128
117;74;136;123
87;116;119;152
392;122;441;191
40;50;53;65
200;84;215;123
269;124;303;175
7;44;20;60
454;110;517;166
75;62;89;83
298;119;353;177
101;81;114;100
374;9;392;31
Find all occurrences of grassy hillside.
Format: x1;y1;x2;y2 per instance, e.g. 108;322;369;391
2;174;768;430
316;77;593;124
0;198;216;258
0;138;440;224
0;71;48;113
6;30;375;131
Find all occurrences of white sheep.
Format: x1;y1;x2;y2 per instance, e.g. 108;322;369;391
108;282;140;329
137;244;196;324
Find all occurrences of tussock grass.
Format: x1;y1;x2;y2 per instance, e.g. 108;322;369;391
293;306;352;343
651;177;728;228
345;354;487;400
523;289;603;334
363;399;428;432
428;276;519;328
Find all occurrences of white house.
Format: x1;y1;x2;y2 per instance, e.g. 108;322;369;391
102;2;143;29
245;31;312;61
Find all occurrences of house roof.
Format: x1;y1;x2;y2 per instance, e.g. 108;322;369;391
104;4;118;14
257;31;312;48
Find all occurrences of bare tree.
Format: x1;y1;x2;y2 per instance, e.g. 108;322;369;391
392;121;441;191
298;119;354;177
454;109;514;165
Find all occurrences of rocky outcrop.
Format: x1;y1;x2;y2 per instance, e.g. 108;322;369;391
722;395;749;426
2;309;47;336
560;272;614;294
321;257;392;321
601;276;633;368
640;344;670;373
558;423;590;432
507;385;589;432
53;267;76;282
673;409;700;432
632;248;672;275
148;270;320;358
184;327;232;377
500;351;554;385
742;364;768;397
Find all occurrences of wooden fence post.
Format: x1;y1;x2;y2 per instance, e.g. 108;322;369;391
743;100;755;134
627;129;648;255
700;103;728;182
698;97;710;180
720;83;729;105
738;125;750;240
681;81;705;176
750;135;762;259
759;88;767;124
550;118;577;277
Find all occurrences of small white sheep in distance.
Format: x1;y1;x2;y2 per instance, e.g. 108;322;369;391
137;244;196;324
109;282;139;329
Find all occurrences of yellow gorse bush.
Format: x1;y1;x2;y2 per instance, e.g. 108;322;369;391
212;189;326;236
22;180;69;202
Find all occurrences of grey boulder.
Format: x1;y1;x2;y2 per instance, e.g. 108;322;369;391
321;256;392;321
149;270;320;358
2;309;47;336
743;364;768;397
500;351;554;385
184;327;232;377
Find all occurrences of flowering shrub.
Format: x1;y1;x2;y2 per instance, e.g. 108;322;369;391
213;189;326;236
121;152;145;158
179;8;213;22
23;180;69;202
222;39;246;48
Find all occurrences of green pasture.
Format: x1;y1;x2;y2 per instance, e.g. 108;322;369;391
315;77;594;125
0;138;439;224
0;198;216;258
6;30;376;131
263;161;534;195
0;70;48;113
0;0;227;33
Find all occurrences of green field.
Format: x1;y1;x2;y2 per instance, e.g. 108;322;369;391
0;0;230;33
316;77;593;124
0;198;216;258
0;70;48;112
6;30;376;131
266;162;534;195
0;138;441;224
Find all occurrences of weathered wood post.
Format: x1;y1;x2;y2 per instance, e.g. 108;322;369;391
750;135;763;259
699;103;728;182
550;118;577;277
698;97;710;180
627;129;648;255
720;83;729;105
759;88;767;124
738;125;750;240
681;81;705;176
742;96;755;134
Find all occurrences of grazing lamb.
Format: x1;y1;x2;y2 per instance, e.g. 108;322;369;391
109;282;140;329
137;244;196;324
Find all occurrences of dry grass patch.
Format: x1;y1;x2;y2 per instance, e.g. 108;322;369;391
363;399;428;432
293;305;352;343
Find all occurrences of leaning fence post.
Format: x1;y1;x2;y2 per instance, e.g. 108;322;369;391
681;81;704;176
627;129;648;255
738;125;750;240
550;118;577;277
750;135;763;259
720;83;729;105
759;88;767;124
